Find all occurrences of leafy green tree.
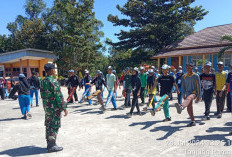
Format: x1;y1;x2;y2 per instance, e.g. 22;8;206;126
108;0;208;62
46;0;104;75
218;35;232;60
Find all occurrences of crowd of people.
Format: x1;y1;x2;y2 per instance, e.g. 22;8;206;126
2;61;232;153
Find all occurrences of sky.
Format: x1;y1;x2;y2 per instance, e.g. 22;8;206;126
0;0;232;43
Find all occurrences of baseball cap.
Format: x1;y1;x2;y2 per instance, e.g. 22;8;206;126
162;64;169;70
140;67;144;70
186;62;194;67
205;62;212;67
134;67;139;72
217;61;224;65
148;69;154;73
69;69;74;73
19;74;25;78
112;70;116;74
151;66;155;69
125;67;130;71
108;66;113;70
178;66;182;69
195;67;198;70
177;70;183;74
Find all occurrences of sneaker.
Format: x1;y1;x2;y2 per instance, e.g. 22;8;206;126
27;113;32;119
229;131;232;135
48;145;63;153
175;103;182;114
217;114;222;119
187;121;196;127
163;117;171;122
143;107;148;112
99;106;106;111
121;105;126;109
36;105;39;107
150;110;156;116
111;108;117;111
201;116;210;121
214;112;219;116
137;112;143;116
126;113;132;117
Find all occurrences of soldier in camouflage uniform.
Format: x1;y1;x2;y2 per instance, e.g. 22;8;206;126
40;63;68;153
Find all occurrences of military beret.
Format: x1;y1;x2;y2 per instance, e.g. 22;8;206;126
44;63;55;71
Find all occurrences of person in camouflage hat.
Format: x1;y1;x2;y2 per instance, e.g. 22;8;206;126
40;63;68;153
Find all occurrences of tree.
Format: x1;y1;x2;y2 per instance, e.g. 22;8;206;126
45;0;104;74
218;35;232;60
4;0;48;51
108;0;208;62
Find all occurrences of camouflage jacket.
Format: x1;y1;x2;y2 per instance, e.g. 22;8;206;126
40;75;67;114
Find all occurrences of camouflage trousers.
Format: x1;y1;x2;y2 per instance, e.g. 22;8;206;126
45;112;61;142
46;125;59;141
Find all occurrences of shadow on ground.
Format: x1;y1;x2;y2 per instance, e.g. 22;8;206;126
189;125;232;146
0;117;22;122
150;125;185;140
105;114;130;119
0;146;47;156
129;120;163;130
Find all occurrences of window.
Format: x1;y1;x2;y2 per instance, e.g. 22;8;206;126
191;55;203;66
221;53;232;67
13;68;20;72
31;68;39;73
5;68;11;77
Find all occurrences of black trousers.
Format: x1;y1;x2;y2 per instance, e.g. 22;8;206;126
216;91;226;114
227;92;231;111
68;87;78;101
124;89;131;107
140;87;145;103
130;91;140;114
203;89;214;116
0;88;4;100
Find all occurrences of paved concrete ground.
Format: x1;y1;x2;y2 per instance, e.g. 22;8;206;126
1;87;232;157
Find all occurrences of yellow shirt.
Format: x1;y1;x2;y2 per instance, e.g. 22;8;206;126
148;86;157;95
215;71;227;91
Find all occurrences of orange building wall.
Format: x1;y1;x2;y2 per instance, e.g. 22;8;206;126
0;58;51;78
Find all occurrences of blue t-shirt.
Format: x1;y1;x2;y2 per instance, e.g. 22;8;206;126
226;72;232;92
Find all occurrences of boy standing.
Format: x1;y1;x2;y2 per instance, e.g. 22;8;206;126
103;66;117;111
215;62;227;118
139;67;147;105
199;62;215;121
40;63;68;153
127;67;141;117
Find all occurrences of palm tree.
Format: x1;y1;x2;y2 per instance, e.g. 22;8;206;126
218;35;232;60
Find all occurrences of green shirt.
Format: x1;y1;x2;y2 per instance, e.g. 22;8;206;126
106;73;116;90
40;76;67;112
140;73;147;87
124;74;132;89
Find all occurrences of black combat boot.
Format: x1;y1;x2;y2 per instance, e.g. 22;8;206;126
47;139;63;153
